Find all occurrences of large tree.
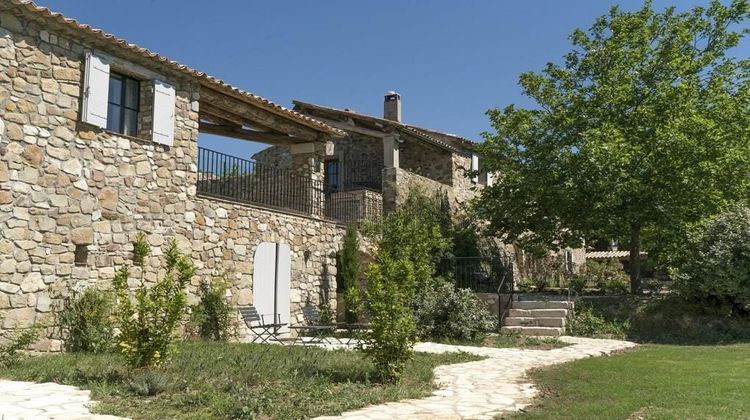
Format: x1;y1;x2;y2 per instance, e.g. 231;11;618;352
477;0;750;292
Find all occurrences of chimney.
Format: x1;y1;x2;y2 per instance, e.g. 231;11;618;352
384;91;401;122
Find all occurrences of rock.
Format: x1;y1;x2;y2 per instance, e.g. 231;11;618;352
0;190;12;204
61;158;82;176
97;187;118;211
0;259;15;274
2;308;36;329
20;272;44;293
6;122;23;141
22;144;43;166
70;227;93;244
135;160;151;175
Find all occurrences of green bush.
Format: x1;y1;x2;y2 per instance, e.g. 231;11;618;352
189;278;235;341
113;237;195;368
582;259;629;293
413;279;496;342
0;328;37;367
60;288;113;353
676;206;750;315
568;304;628;339
362;256;417;382
340;224;361;324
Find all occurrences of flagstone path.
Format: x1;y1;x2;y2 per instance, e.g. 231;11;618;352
0;380;123;419
315;336;637;420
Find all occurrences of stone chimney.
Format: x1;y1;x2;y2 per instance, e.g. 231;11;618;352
384;91;401;122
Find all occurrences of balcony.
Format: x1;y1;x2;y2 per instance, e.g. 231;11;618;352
197;147;382;224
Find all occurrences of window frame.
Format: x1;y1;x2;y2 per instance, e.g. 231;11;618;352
107;71;140;137
324;159;340;195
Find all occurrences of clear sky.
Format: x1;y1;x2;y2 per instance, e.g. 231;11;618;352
38;0;748;159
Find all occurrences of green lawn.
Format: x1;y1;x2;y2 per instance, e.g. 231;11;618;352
2;341;481;419
439;333;569;350
509;344;750;419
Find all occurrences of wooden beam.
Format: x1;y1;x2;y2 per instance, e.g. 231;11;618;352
201;103;282;134
199;122;306;146
201;88;321;141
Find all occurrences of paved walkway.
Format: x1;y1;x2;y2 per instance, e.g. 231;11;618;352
0;380;122;419
315;336;637;420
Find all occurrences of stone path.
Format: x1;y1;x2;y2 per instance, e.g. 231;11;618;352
315;336;637;420
0;380;122;419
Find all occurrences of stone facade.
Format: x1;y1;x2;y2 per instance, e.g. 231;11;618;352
0;9;343;349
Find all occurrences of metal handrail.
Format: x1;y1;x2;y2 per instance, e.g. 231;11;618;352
497;264;515;331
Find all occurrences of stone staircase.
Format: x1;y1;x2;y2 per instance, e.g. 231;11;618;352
501;300;574;336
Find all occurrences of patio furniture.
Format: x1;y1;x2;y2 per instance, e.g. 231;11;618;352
239;306;289;344
336;322;370;346
289;305;337;346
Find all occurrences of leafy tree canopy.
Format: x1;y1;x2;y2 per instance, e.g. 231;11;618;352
476;0;750;291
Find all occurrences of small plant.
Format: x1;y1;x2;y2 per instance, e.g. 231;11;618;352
0;327;38;367
361;256;417;382
132;232;150;265
318;303;335;325
60;288;113;353
190;278;235;341
604;277;630;295
126;370;174;396
114;237;195;368
568;274;588;295
568;304;628;339
531;276;549;292
340;224;361;324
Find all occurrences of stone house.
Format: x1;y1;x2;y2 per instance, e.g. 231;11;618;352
254;92;492;224
0;0;351;349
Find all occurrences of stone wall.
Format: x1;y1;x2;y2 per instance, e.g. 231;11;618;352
0;9;344;349
399;138;453;186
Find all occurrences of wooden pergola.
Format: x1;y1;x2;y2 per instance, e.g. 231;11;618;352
199;87;342;146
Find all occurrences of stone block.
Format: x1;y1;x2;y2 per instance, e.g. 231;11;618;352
70;227;93;244
2;308;36;329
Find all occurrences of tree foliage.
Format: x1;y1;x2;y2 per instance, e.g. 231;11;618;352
340;224;361;324
476;0;750;292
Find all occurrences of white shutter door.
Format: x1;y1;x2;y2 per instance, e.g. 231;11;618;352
82;51;110;128
152;80;176;146
471;154;479;183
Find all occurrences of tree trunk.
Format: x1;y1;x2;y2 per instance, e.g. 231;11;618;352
629;223;641;294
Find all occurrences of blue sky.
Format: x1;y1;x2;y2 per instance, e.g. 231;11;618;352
38;0;748;159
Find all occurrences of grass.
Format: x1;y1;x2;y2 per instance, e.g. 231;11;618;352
1;340;481;419
484;333;568;350
507;344;750;419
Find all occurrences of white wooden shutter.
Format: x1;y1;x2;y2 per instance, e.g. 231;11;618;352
486;172;495;187
152;80;176;146
470;153;479;183
82;51;110;128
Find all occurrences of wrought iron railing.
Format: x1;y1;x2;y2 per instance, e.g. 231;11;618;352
197;147;324;216
324;190;383;225
340;160;384;192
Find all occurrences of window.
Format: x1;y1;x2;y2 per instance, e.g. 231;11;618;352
324;159;340;194
74;245;89;266
106;72;140;136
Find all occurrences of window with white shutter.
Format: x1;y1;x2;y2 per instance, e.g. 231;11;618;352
470;153;479;184
82;52;110;128
152;80;176;146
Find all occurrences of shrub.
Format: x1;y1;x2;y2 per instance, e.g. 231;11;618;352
531;276;549;292
340;224;361;323
361;256;416;382
113;237;195;368
604;277;630;295
0;327;38;367
568;274;588;295
582;259;629;293
568;304;628;339
60;288;113;353
190;278;235;341
413;278;496;342
676;206;750;315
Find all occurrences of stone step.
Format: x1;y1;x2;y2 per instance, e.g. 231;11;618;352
512;300;574;310
501;326;564;337
507;308;569;318
503;316;566;328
